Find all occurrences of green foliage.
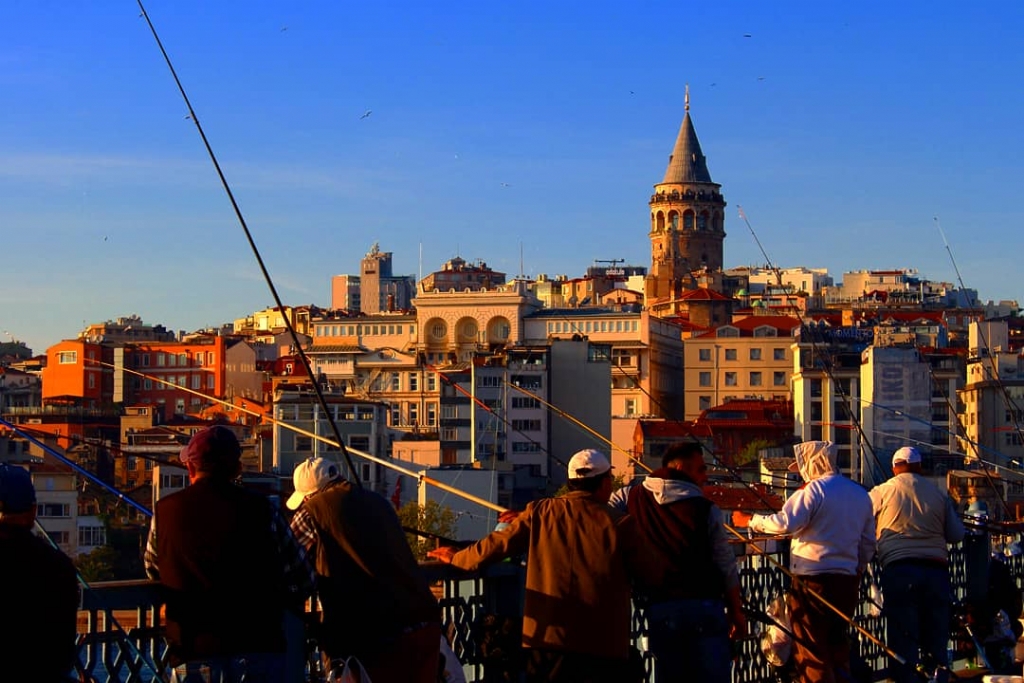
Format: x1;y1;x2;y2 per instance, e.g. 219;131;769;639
735;438;776;468
75;546;118;583
396;500;458;561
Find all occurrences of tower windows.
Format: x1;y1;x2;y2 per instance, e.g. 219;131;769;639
669;212;679;230
683;211;694;230
697;212;708;231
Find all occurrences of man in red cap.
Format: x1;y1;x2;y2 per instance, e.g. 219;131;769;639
144;425;314;683
0;463;79;682
429;449;657;683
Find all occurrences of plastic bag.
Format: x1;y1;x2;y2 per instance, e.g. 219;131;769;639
327;656;372;683
439;636;467;683
761;592;793;668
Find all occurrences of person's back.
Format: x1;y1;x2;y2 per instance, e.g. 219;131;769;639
156;478;288;662
0;464;79;683
871;471;962;566
301;478;439;655
789;472;874;575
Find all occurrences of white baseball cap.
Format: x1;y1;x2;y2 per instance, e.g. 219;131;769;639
567;449;612;480
892;446;921;466
286;457;341;510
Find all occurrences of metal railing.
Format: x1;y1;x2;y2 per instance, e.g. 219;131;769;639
73;534;1006;683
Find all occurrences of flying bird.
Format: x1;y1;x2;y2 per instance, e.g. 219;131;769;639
280;26;288;32
500;182;511;188
360;110;372;120
744;33;752;38
757;76;765;81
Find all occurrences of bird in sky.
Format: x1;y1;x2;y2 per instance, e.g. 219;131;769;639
360;110;372;120
500;182;511;188
184;114;192;120
757;76;765;81
744;33;752;38
280;26;288;32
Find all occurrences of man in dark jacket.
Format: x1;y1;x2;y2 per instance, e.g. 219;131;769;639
429;449;658;683
0;463;80;683
609;442;746;683
144;426;314;683
288;457;441;683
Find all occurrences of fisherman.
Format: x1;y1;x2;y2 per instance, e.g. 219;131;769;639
0;463;80;683
736;440;875;683
869;446;964;682
287;456;441;683
144;425;314;683
428;449;657;683
608;441;746;683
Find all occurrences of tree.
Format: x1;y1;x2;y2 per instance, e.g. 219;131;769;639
736;438;776;468
396;500;458;561
75;546;118;582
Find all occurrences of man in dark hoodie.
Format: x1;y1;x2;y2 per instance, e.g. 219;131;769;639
609;442;745;683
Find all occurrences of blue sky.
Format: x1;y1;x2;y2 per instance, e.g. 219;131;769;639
3;1;1023;354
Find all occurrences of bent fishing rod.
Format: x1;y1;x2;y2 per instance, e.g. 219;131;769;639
85;358;506;514
136;0;361;488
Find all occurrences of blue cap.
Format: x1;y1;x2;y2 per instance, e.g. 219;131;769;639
0;464;36;514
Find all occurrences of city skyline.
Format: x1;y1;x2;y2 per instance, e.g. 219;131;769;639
3;2;1024;354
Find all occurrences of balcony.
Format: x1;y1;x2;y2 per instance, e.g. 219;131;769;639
72;536;998;682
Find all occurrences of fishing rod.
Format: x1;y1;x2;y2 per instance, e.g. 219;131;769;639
2;416;152;517
135;0;361;489
737;206;889;485
86;358;507;513
503;381;653;474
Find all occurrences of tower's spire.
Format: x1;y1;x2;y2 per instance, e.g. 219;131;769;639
662;93;712;184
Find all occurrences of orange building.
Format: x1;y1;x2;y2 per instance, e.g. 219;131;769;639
124;336;227;420
42;340;114;407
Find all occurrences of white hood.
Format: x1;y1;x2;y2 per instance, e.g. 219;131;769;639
792;441;839;483
641;475;704;505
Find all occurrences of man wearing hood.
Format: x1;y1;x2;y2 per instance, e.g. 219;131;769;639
738;440;875;683
609;442;746;683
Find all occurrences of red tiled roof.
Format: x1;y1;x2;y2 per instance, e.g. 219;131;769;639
678;288;733;302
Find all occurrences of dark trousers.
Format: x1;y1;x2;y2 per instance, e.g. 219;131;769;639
525;648;638;683
881;560;951;683
789;573;860;683
646;598;731;683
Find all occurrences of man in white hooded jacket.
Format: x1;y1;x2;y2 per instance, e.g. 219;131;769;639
737;440;875;683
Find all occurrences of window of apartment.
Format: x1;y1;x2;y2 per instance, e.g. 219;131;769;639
749;348;762;361
773;371;786;386
810;379;823;398
510;375;542;390
512;442;541;453
810;402;823;421
624;398;637;416
440;428;459;441
37;503;70;518
409;373;419;391
207;376;215;389
699;396;711;411
390;404;401;426
192;375;201;389
408;403;419;425
178;353;187;366
161;474;187;489
1005;432;1023;447
773;348;786;361
141;354;150;367
178;375;186;388
426;403;437;426
441;405;458;419
512;396;540;409
350;436;370;452
511;419;541;431
88;374;95;389
390;372;400;391
144;379;152;390
175;399;185;414
612;349;634;367
750;372;762;386
427;373;437;391
724;372;737;386
207;352;215;365
296;436;312;451
156;353;166;367
699;372;712;387
79;526;107;547
58;351;78;364
724;348;737;361
476;375;500;388
50;531;70;546
168;354;177;367
698;348;711;362
126;456;138;471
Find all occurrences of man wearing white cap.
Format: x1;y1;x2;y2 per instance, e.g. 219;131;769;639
737;440;875;683
429;449;657;683
869;446;964;683
287;457;440;683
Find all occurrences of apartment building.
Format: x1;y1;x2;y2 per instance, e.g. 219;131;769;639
683;316;800;420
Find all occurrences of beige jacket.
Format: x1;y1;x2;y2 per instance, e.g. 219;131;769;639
869;472;965;567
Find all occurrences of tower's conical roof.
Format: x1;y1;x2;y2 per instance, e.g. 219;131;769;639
662;90;713;184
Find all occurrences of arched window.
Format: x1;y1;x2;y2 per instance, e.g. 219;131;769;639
668;211;679;230
683;211;694;230
697;212;708;231
656;212;665;232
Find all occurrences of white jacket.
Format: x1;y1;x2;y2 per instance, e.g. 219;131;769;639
749;441;875;576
